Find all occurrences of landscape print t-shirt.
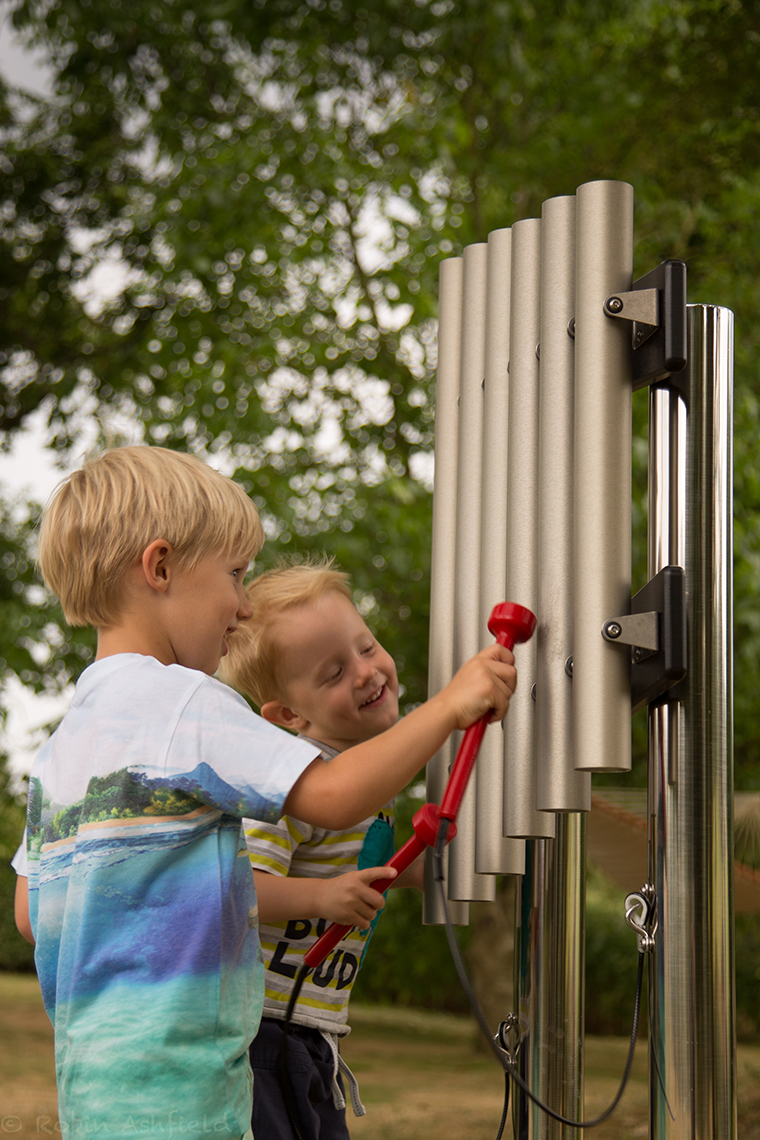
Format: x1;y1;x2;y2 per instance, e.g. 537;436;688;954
25;654;317;1140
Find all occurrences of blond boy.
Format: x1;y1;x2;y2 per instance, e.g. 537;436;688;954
220;561;424;1139
19;446;516;1140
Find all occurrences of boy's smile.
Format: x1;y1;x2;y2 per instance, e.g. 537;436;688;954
262;592;400;752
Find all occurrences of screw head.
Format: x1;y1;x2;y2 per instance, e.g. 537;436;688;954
605;621;622;639
606;296;624;315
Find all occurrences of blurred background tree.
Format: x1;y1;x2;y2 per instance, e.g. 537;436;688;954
2;0;760;1003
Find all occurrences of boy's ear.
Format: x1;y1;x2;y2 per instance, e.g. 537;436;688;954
141;539;174;593
260;700;310;734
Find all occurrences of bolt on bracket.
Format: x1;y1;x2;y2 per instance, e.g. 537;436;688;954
603;259;688;395
601;565;687;713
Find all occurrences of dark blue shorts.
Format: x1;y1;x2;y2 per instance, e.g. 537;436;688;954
250;1018;351;1140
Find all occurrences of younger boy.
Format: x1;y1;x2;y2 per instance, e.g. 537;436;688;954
22;446;516;1140
219;561;421;1139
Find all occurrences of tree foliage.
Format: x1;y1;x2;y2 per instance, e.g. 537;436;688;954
1;0;760;776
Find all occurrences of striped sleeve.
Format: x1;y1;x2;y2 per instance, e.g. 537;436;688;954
243;815;313;877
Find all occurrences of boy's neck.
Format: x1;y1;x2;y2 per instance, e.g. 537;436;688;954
95;615;174;667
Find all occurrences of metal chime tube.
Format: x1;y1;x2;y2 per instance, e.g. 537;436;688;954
535;195;587;1137
477;227;526;876
448;242;496;902
503;218;554;840
424;255;469;926
648;305;735;1138
573;180;634;774
536;194;590;814
515;195;589;1138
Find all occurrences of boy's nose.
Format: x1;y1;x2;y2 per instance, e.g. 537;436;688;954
237;591;253;620
354;657;376;685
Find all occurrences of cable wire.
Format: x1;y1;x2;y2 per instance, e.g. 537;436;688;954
434;824;647;1130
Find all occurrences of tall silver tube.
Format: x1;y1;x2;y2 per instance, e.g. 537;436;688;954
513;816;586;1139
648;305;735;1138
573;180;633;774
477;227;526;876
536;194;590;814
449;242;496;902
504;218;555;840
424;255;469;926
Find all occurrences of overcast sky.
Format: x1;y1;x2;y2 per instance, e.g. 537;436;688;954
0;9;72;776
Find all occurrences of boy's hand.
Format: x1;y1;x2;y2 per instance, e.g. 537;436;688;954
319;866;397;929
440;644;517;730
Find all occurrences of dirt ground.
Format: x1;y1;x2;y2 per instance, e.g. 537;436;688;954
343;1005;649;1140
2;976;760;1140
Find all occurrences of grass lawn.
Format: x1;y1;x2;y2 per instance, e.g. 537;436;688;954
2;974;759;1139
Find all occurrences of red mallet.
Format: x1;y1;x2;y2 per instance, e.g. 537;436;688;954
302;601;536;971
438;601;536;823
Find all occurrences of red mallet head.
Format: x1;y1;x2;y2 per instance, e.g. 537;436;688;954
487;602;537;652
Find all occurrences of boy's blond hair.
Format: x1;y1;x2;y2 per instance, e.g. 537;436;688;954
219;558;352;708
38;446;264;629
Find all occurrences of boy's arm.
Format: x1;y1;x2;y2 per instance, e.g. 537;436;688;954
14;876;34;945
284;643;516;830
254;866;397;929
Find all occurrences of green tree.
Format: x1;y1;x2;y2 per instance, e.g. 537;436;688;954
3;0;760;966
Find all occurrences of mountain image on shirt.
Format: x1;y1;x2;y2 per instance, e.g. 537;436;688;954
130;761;273;820
35;759;275;847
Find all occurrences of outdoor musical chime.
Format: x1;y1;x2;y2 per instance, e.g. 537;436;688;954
301;180;734;1139
424;180;735;1139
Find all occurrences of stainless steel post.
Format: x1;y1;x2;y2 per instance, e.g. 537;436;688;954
514;839;547;1140
477;226;526;876
648;305;736;1138
514;818;586;1140
424;255;469;926
573;180;634;774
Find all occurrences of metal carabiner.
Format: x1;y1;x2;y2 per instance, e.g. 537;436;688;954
495;1013;521;1064
625;887;657;953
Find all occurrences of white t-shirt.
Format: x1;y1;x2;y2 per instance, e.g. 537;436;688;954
24;653;317;1140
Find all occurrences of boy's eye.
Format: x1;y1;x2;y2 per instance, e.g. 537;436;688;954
361;642;375;655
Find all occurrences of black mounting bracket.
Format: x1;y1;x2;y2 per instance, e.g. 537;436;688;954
602;565;687;713
604;259;689;403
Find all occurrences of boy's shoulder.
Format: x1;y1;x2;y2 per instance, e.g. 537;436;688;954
72;653;248;707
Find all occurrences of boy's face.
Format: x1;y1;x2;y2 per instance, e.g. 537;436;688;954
267;592;400;751
162;547;253;675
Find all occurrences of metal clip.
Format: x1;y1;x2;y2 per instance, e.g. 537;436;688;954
496;1013;521;1063
625;886;657;953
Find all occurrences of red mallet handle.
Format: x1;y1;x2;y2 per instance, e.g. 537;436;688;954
303;804;457;969
438;602;536;823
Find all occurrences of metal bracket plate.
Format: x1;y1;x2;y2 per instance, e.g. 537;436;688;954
603;259;688;397
602;565;687;713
